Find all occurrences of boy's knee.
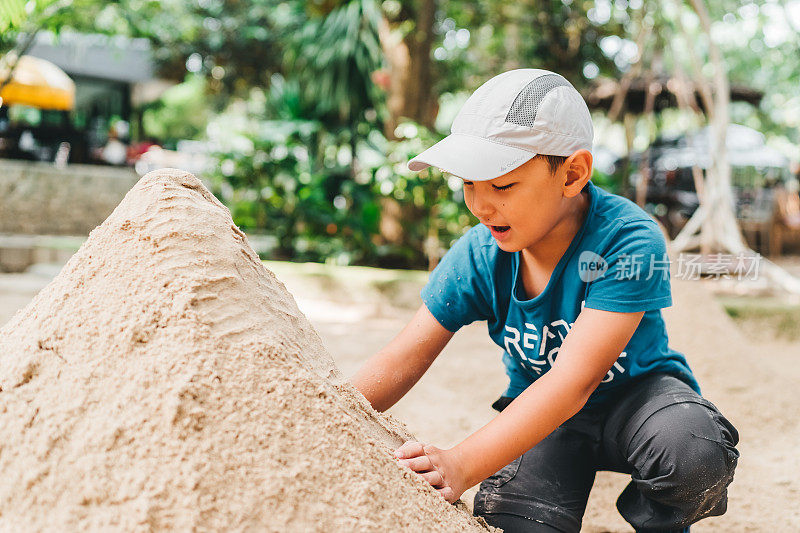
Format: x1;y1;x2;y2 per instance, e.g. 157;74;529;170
630;401;739;508
672;432;736;503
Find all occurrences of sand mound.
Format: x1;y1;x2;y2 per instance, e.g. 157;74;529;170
0;169;491;532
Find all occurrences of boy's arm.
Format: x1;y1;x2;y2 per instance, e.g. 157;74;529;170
395;307;644;502
350;304;454;412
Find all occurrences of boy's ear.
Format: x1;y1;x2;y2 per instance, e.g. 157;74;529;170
562;149;593;197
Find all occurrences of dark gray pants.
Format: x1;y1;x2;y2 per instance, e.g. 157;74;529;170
473;374;739;532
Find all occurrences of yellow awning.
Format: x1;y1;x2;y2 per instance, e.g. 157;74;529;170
0;54;75;111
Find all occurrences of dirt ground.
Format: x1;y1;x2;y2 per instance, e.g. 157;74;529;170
1;262;797;531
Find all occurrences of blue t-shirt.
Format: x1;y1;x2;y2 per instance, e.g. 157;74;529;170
421;180;699;407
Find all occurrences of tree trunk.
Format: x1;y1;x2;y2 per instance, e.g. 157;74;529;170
673;0;742;255
378;0;438;139
635;71;658;208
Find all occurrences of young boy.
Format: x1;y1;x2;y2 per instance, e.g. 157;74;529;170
351;69;739;532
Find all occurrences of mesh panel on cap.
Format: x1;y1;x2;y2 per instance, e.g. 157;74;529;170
505;74;572;128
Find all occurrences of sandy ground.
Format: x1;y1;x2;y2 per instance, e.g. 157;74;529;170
1;261;797;531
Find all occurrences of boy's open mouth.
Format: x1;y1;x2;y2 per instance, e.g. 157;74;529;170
491;225;510;233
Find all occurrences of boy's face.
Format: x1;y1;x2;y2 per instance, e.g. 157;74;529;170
460;154;587;253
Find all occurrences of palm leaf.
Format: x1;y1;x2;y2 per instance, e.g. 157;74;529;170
287;0;384;126
0;0;27;32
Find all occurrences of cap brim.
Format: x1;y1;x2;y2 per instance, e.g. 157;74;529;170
407;133;536;181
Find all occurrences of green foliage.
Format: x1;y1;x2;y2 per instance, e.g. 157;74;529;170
0;0;107;49
209;115;373;264
0;0;27;33
142;75;211;147
285;0;384;127
207;107;472;268
5;0;800;269
591;167;617;194
433;0;630;93
361;122;476;267
1;0;300;94
129;0;302;94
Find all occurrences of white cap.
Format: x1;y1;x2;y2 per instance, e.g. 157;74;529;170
408;69;593;181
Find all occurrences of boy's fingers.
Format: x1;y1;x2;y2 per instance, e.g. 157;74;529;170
398;455;433;472
394;441;425;459
420;470;443;487
437;486;457;503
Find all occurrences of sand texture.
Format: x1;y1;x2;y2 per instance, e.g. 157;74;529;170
0;169;492;532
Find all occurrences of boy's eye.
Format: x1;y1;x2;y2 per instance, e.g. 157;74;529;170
492;182;516;191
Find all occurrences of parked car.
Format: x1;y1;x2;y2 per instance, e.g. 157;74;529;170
622;124;793;245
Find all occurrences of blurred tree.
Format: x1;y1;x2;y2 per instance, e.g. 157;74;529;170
704;0;800;142
0;0;99;93
0;0;299;97
117;0;301;97
141;74;211;147
435;0;629;92
0;0;27;33
285;0;385;174
377;0;439;137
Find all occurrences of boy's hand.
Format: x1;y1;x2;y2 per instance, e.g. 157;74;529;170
394;441;467;503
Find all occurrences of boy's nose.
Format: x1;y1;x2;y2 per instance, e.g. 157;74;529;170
470;191;495;220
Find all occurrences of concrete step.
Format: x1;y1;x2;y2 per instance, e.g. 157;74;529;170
0;234;83;273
